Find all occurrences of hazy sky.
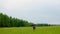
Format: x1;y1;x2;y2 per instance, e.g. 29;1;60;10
0;0;60;24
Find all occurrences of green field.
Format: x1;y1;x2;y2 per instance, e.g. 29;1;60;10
0;26;60;34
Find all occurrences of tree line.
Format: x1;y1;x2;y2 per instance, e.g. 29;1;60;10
0;13;33;27
0;13;58;27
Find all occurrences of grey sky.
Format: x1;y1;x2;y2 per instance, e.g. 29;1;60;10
0;0;60;24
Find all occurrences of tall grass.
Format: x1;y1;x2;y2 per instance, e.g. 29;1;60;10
0;26;60;34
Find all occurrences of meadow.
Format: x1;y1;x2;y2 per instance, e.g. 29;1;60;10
0;26;60;34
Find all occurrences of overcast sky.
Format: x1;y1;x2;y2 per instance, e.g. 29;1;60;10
0;0;60;24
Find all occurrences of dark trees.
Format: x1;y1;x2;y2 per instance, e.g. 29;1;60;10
0;13;31;27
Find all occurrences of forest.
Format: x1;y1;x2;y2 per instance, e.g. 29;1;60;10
0;13;57;27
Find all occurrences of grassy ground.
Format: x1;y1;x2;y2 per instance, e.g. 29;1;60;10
0;26;60;34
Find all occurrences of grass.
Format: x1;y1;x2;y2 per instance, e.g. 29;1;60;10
0;26;60;34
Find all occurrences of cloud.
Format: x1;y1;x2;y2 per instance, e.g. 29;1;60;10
0;0;60;24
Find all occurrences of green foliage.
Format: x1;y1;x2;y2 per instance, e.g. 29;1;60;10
0;13;55;27
0;13;32;27
36;24;49;26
